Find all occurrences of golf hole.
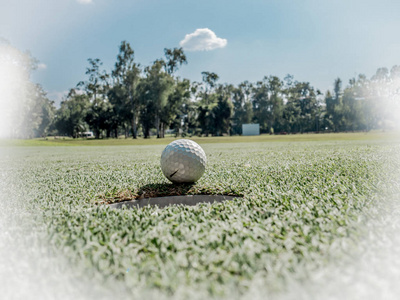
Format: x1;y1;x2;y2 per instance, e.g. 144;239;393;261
109;195;241;209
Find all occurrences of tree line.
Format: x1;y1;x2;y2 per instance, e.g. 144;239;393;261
0;39;55;139
9;41;400;139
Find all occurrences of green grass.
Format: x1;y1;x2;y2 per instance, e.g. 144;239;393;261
1;130;400;147
3;136;400;298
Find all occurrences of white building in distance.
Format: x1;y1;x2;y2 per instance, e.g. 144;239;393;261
242;124;260;136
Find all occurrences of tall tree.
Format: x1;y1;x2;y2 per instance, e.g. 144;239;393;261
197;72;220;136
34;86;56;137
85;99;113;138
77;58;110;138
267;76;284;133
140;60;174;138
325;78;346;131
0;39;55;138
111;41;141;138
212;84;233;135
19;83;56;138
252;78;270;133
78;58;109;102
283;81;319;133
158;47;189;137
163;47;187;75
162;78;191;136
54;90;90;138
232;81;253;134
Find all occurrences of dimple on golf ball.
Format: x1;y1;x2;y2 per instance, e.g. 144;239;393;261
160;139;207;183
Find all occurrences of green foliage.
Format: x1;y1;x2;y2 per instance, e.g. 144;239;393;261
163;78;191;135
74;58;112;139
19;84;56;138
140;60;175;138
324;68;400;132
47;41;400;139
110;41;141;138
164;48;187;75
252;76;284;133
282;81;319;133
212;85;233;136
55;91;90;137
195;73;234;136
232;81;253;134
6;41;400;140
78;58;110;102
85;98;114;139
0;40;56;138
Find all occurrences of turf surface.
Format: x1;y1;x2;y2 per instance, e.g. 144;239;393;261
2;131;400;147
2;133;400;298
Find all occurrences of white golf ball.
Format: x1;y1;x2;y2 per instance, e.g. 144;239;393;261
160;139;207;183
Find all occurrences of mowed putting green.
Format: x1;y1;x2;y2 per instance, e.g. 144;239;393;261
3;132;400;298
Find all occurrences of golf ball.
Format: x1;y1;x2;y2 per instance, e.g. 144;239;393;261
160;139;207;183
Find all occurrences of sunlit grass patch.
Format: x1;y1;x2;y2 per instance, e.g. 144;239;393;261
1;130;400;147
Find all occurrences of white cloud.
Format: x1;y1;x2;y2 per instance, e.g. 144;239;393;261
179;28;227;52
76;0;93;4
37;63;47;70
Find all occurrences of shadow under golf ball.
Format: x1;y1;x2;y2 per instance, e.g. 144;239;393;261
109;195;241;209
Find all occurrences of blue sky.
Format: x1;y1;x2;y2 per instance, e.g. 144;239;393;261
1;0;399;104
